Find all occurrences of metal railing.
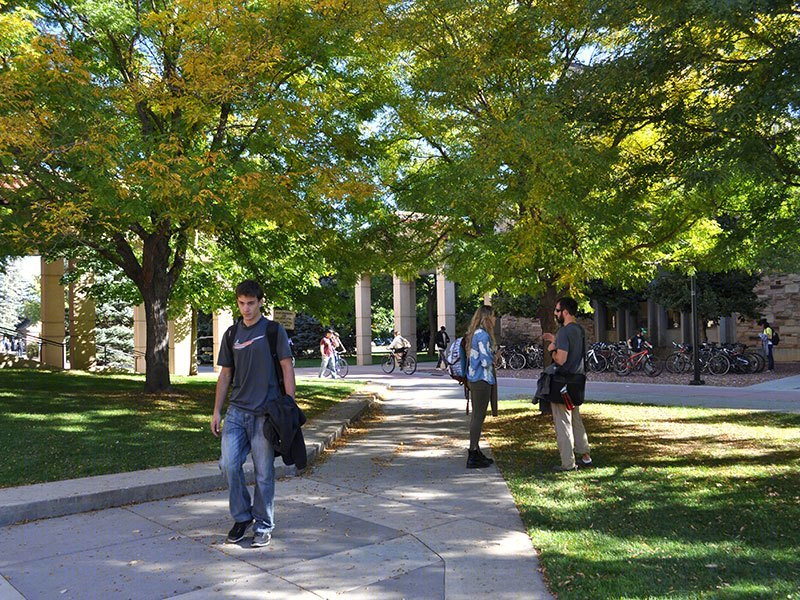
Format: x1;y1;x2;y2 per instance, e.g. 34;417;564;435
0;324;66;364
0;325;143;369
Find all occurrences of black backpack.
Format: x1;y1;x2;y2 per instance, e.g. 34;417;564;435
224;317;285;394
772;330;780;346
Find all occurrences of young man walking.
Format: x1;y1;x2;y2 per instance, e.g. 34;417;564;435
435;326;451;370
211;280;296;547
541;297;592;472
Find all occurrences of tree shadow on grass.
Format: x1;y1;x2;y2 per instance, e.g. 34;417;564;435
487;407;800;599
670;410;800;429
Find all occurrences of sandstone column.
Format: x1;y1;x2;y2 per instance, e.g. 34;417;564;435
393;275;416;356
212;309;234;373
436;268;456;338
133;304;147;374
68;261;96;370
169;307;193;376
355;275;372;366
40;258;65;368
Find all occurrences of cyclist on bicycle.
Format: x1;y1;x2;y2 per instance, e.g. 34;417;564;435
388;331;411;367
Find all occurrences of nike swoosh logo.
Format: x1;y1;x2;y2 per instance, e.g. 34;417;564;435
233;335;265;350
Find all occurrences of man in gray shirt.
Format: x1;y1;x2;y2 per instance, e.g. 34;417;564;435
211;280;295;547
541;296;592;472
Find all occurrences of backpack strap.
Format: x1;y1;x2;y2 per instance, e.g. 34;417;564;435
266;319;286;395
224;318;241;376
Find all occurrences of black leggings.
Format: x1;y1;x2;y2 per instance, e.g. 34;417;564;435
469;380;491;450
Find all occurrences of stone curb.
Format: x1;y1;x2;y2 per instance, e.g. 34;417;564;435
0;389;381;527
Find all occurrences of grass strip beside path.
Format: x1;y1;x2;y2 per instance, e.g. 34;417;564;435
0;369;360;488
484;401;800;600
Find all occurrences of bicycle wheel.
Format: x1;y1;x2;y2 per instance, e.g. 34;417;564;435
613;355;631;376
336;357;349;378
402;356;417;375
643;356;664;377
587;352;607;373
508;353;526;370
746;351;765;373
381;355;395;374
665;352;688;373
708;354;730;375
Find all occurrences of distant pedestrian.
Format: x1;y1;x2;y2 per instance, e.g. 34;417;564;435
758;318;775;371
211;279;296;548
541;297;592;473
319;330;338;378
465;305;497;469
435;326;450;370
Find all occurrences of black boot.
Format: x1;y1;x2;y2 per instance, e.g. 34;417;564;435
467;449;492;469
475;447;494;466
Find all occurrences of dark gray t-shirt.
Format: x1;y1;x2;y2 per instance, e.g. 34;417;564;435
555;322;585;374
217;317;292;413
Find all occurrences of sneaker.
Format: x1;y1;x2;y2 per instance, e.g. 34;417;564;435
226;519;253;543
252;529;271;547
579;456;593;468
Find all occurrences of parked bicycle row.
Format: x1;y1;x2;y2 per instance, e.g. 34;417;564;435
497;338;769;378
586;340;768;377
496;343;545;370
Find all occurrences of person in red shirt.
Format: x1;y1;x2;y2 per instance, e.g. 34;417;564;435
318;330;338;378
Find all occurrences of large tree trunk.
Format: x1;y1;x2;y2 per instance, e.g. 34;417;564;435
536;281;566;414
133;225;185;393
142;290;171;392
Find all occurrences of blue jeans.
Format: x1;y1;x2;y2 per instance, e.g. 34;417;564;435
220;406;275;533
319;355;336;377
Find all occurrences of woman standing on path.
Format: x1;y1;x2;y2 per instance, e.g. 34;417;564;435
465;305;498;469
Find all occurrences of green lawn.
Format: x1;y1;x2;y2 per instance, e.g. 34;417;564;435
0;369;360;488
485;401;800;600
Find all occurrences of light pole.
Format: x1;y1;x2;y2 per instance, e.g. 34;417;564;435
689;274;705;386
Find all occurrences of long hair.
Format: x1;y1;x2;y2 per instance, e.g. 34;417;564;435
465;304;496;352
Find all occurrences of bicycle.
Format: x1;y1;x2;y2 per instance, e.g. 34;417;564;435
613;342;663;376
665;342;692;373
333;352;349;378
585;344;608;372
381;351;417;375
321;349;348;378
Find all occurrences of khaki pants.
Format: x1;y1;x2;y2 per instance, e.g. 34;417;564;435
551;402;590;469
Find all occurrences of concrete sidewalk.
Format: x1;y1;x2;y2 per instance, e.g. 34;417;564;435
0;375;553;600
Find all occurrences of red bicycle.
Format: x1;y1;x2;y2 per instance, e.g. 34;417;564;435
612;342;663;377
